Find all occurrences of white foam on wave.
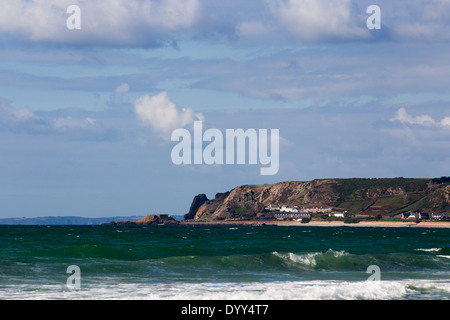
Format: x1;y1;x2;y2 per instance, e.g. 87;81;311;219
3;279;449;300
272;249;348;269
414;248;442;253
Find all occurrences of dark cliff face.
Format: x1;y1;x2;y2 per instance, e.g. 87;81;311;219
184;193;209;220
186;178;450;221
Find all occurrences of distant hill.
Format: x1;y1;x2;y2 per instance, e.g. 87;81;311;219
187;177;450;221
0;216;145;225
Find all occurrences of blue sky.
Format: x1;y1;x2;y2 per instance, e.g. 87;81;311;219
1;0;450;218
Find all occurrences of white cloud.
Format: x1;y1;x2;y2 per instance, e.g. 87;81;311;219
441;117;450;127
391;107;436;126
115;83;129;94
6;107;38;122
391;107;450;128
3;0;450;47
0;0;200;46
0;99;101;136
266;0;369;41
52;117;96;131
134;91;204;138
113;83;130;105
0;101;38;123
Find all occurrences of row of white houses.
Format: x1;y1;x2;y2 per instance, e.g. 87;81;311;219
265;204;335;213
274;212;312;219
266;203;348;220
272;211;349;220
266;204;448;221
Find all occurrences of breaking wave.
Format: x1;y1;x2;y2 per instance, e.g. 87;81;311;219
2;279;450;300
271;249;359;271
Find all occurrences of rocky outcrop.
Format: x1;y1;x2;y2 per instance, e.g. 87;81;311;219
187;178;450;221
135;214;179;225
102;214;179;226
184;194;209;220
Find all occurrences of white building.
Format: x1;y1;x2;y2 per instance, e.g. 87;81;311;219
274;212;311;220
431;213;445;220
402;211;429;220
302;207;333;214
329;211;348;218
280;205;299;213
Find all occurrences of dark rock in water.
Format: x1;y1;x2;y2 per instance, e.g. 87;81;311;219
101;220;137;226
101;214;179;226
135;214;179;225
184;193;209;220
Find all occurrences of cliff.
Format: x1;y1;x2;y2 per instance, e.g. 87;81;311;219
187;178;450;221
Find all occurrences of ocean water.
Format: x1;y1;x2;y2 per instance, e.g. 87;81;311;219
0;225;449;300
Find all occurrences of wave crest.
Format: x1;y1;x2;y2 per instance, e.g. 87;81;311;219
271;249;364;271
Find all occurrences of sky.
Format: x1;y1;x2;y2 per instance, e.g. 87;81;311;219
0;0;450;218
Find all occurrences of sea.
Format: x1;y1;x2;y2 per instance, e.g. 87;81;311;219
0;224;449;300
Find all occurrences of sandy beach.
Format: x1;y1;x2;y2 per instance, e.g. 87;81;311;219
181;220;450;228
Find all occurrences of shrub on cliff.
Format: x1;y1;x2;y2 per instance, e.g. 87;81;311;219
344;217;360;224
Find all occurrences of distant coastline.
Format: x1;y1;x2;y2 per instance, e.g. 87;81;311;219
0;216;145;225
0;215;187;225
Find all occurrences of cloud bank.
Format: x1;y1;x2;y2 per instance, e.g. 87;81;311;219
0;99;99;137
2;0;450;46
0;0;200;46
266;0;370;41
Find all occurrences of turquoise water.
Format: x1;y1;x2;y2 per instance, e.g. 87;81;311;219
0;225;449;299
